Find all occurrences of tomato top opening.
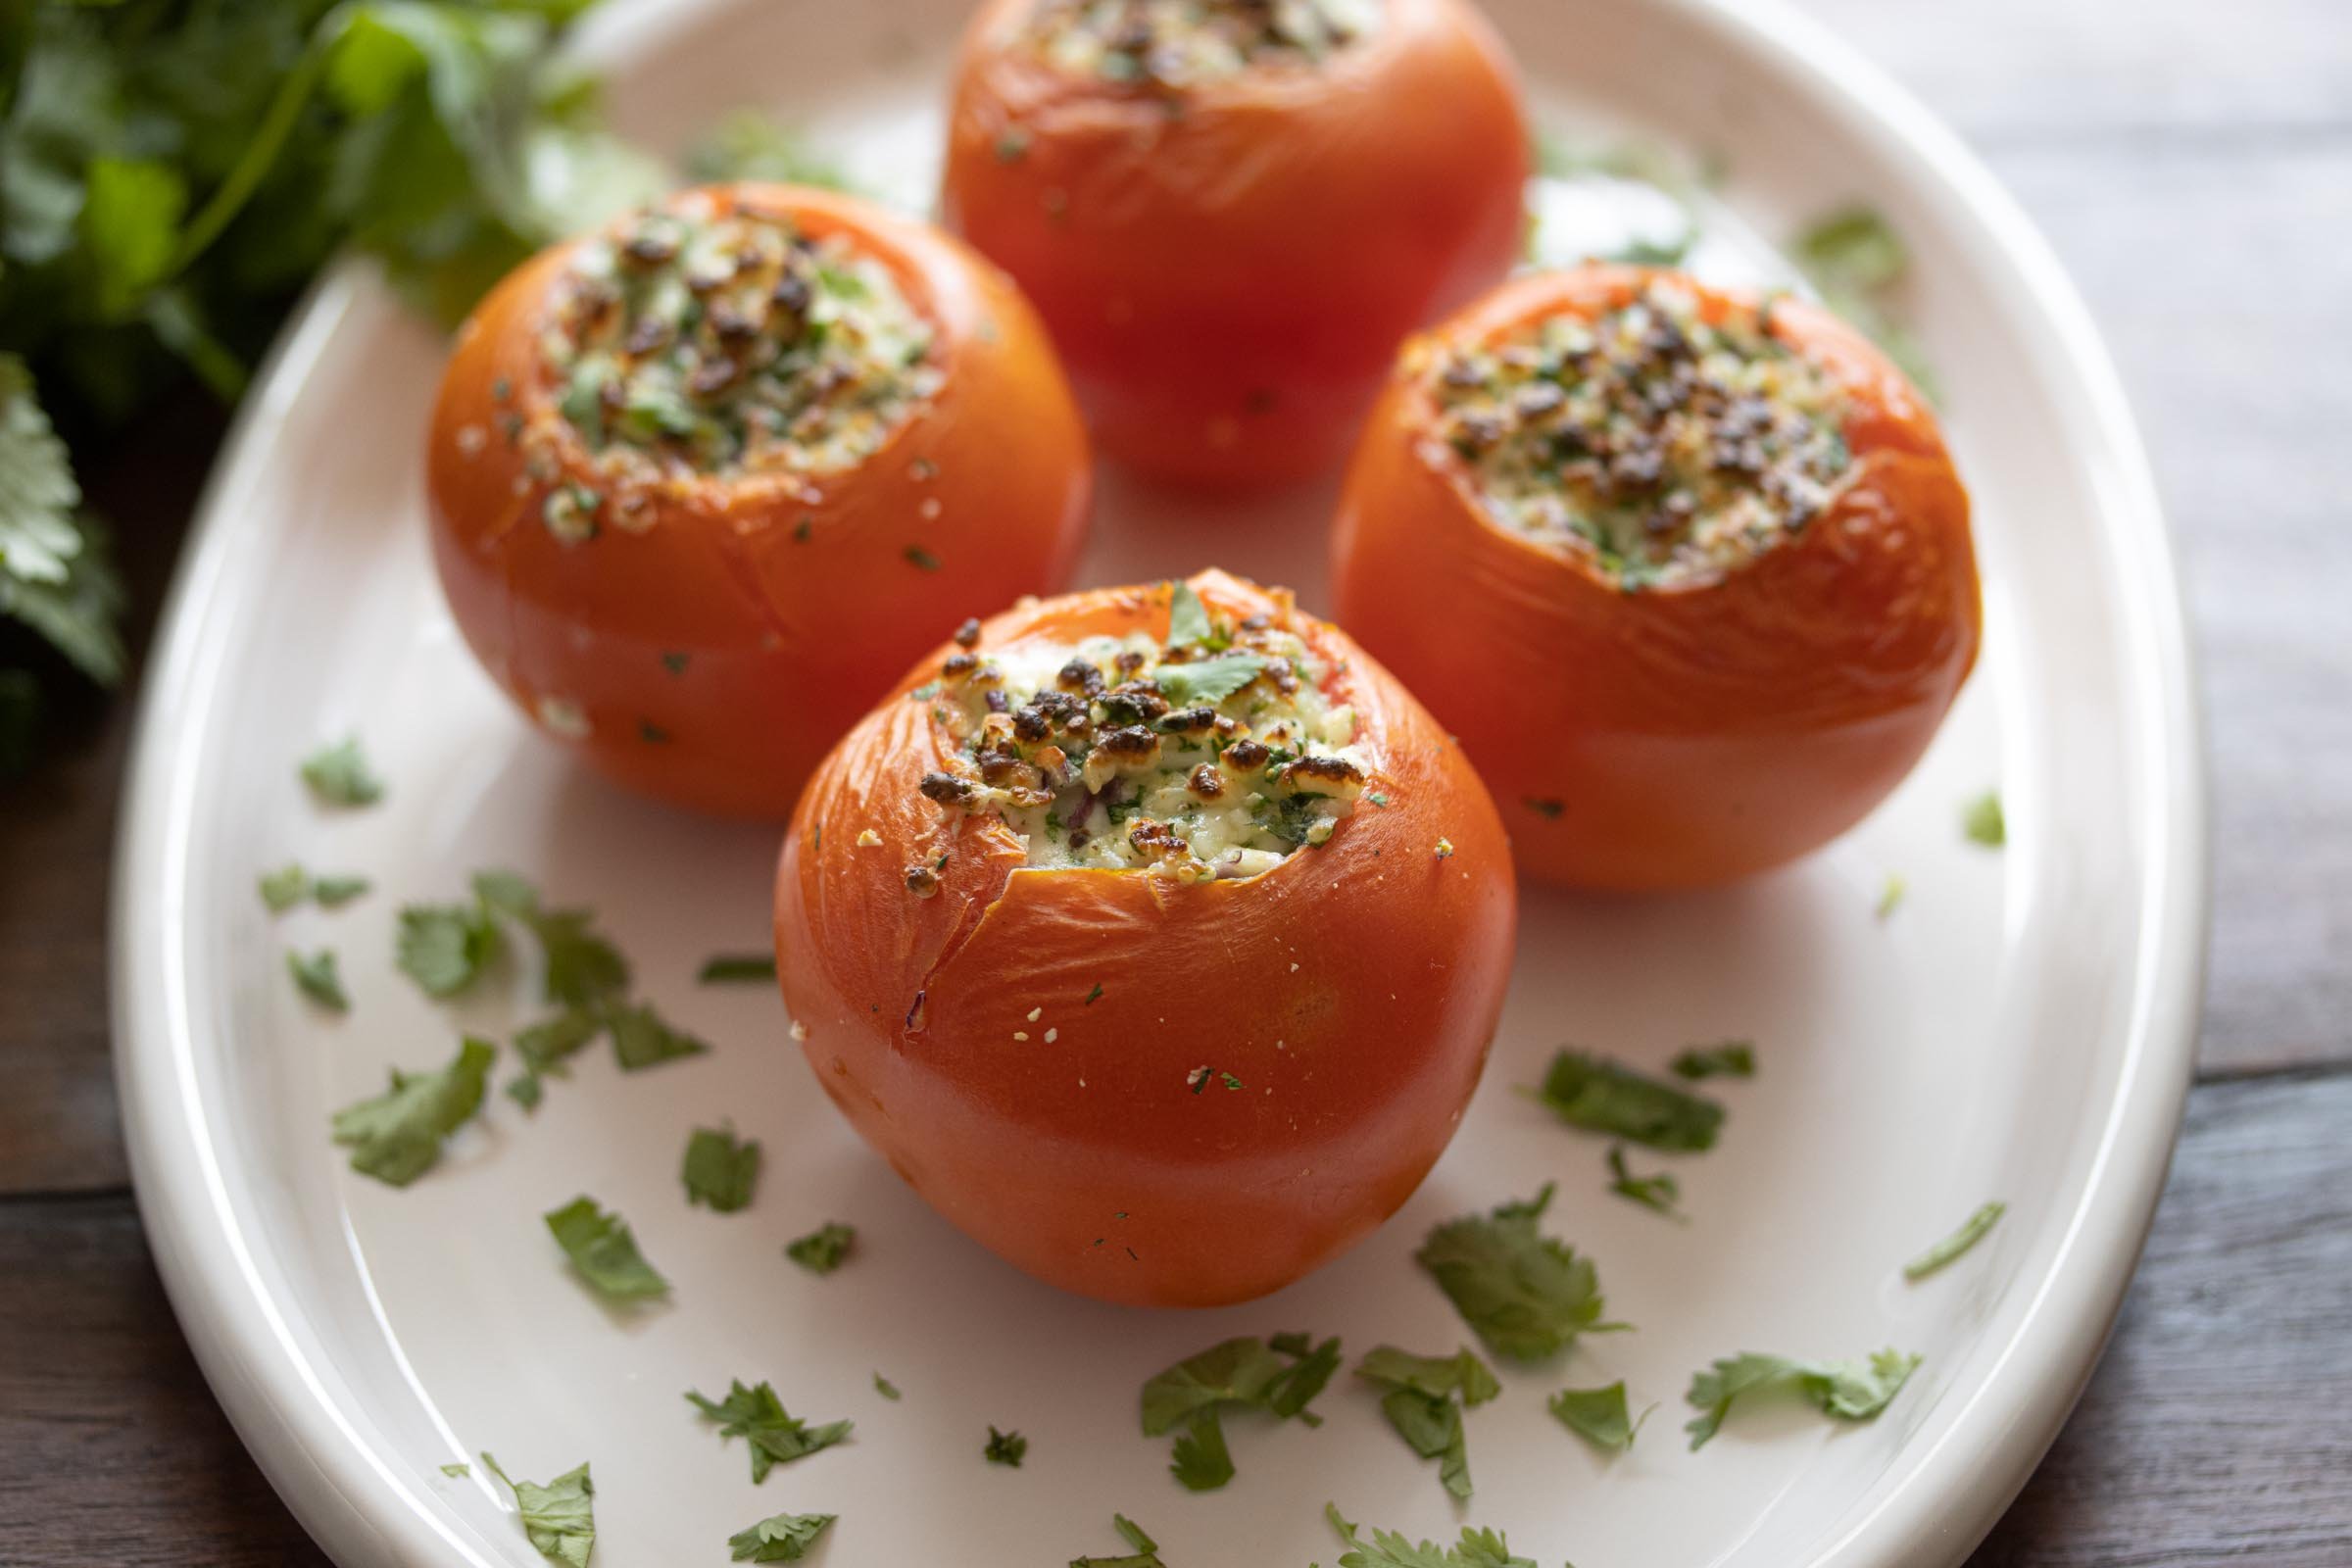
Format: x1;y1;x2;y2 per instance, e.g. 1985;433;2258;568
1015;0;1381;89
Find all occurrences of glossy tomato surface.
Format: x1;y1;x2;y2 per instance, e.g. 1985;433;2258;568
1331;266;1982;890
426;183;1092;818
774;570;1516;1306
942;0;1528;491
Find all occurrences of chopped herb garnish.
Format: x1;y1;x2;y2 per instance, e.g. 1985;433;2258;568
1140;1332;1340;1491
506;1006;603;1109
472;871;630;1006
700;954;779;983
330;1038;493;1187
604;1001;710;1070
873;1372;901;1400
1876;871;1907;919
1153;653;1265;706
984;1425;1028;1467
259;863;310;912
286;948;349;1011
785;1221;857;1275
1605;1146;1683;1218
1963;790;2006;848
1527;1049;1725;1151
1354;1346;1500;1500
1324;1503;1535;1568
1071;1513;1167;1568
313;873;370;907
1166;580;1212;647
683;1125;761;1213
1903;1200;2006;1281
1085;983;1104;1004
727;1510;836;1562
1685;1348;1921;1449
300;736;383;807
395;901;503;999
479;1452;594;1568
1669;1041;1754;1081
687;1379;853;1481
1415;1183;1617;1362
544;1196;669;1300
439;1461;470;1478
905;544;941;571
1547;1380;1650;1453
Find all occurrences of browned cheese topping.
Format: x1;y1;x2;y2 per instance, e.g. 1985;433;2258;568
1020;0;1380;89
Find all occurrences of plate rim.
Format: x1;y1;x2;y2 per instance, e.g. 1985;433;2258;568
108;0;2208;1563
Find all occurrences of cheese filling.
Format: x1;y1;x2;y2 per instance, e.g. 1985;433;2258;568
1425;280;1855;590
1023;0;1381;87
915;598;1369;883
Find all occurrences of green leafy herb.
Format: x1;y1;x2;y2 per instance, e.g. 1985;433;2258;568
480;1452;595;1568
1140;1332;1340;1491
683;1125;761;1213
1153;653;1265;707
700;954;778;983
684;111;853;191
472;871;628;1006
1547;1380;1649;1453
312;873;371;906
686;1379;853;1482
1527;1050;1725;1152
1963;790;2006;848
1792;205;1937;396
984;1425;1028;1467
1605;1146;1683;1218
873;1372;901;1400
727;1510;836;1563
544;1196;668;1301
260;863;311;912
1876;872;1907;919
1684;1348;1922;1449
396;901;503;998
1168;1409;1233;1490
439;1461;469;1478
506;1006;603;1109
286;948;349;1011
1903;1201;2006;1281
1415;1184;1616;1362
1354;1346;1500;1500
603;1000;710;1070
785;1221;857;1275
1669;1041;1754;1081
329;1037;492;1186
1070;1513;1167;1568
300;736;384;807
1323;1502;1536;1568
1166;581;1211;647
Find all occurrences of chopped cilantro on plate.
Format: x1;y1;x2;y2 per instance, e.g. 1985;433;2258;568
1963;790;2006;848
1903;1200;2006;1281
329;1037;492;1186
686;1379;852;1482
700;954;779;983
1527;1049;1725;1151
1415;1184;1618;1362
300;736;383;807
480;1452;595;1567
1669;1041;1754;1081
727;1509;836;1562
544;1196;668;1300
603;1000;710;1070
1547;1380;1650;1453
1604;1146;1683;1219
1684;1348;1922;1449
1070;1513;1167;1568
286;948;349;1011
1354;1346;1500;1500
984;1425;1028;1467
683;1125;761;1212
1140;1331;1340;1491
1324;1502;1536;1568
785;1221;856;1275
396;900;503;998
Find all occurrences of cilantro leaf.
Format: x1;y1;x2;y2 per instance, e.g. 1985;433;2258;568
700;954;778;983
1166;581;1211;647
396;901;502;997
1153;653;1265;707
683;1125;761;1213
312;872;371;906
480;1452;594;1568
1963;790;2006;848
1684;1348;1922;1449
1169;1410;1233;1490
1140;1332;1338;1490
727;1510;836;1562
1875;872;1907;919
1071;1513;1167;1568
1605;1146;1683;1219
1323;1503;1536;1568
506;1006;603;1109
300;736;384;807
286;948;349;1011
470;870;628;1006
1354;1347;1499;1501
984;1425;1028;1467
1415;1184;1616;1362
1527;1050;1724;1152
1902;1200;2006;1281
603;1000;709;1070
686;1379;853;1482
0;357;127;716
260;863;311;912
439;1461;469;1478
872;1372;901;1400
329;1037;492;1186
784;1221;856;1275
545;1195;668;1300
1669;1041;1754;1081
1547;1380;1650;1453
1141;1337;1293;1435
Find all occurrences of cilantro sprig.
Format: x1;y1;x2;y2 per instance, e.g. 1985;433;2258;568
1139;1332;1340;1491
785;1222;857;1275
329;1037;492;1186
1324;1502;1535;1568
1071;1514;1167;1568
545;1196;668;1301
1526;1050;1725;1152
1415;1184;1619;1362
1353;1346;1499;1500
1547;1380;1651;1453
480;1452;595;1568
1684;1348;1921;1449
686;1379;852;1482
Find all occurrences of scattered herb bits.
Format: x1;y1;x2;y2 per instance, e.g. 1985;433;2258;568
727;1509;836;1563
396;901;504;999
1669;1041;1754;1081
1415;1184;1617;1362
1547;1380;1650;1453
1963;790;2006;848
300;737;383;807
984;1425;1028;1467
286;948;349;1011
700;954;779;983
1070;1513;1167;1568
785;1221;857;1275
544;1197;669;1301
1876;872;1907;919
1605;1146;1683;1219
1324;1502;1535;1568
506;1007;604;1109
683;1125;761;1212
1139;1332;1341;1491
604;1000;710;1071
872;1372;901;1401
1353;1346;1500;1500
1527;1049;1725;1152
439;1461;470;1479
1902;1201;2007;1281
261;864;371;912
686;1379;853;1481
1684;1348;1922;1449
330;1038;493;1187
479;1452;595;1568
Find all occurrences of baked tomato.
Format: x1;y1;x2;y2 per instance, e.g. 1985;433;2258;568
774;570;1515;1306
1331;266;1981;890
941;0;1529;491
426;182;1092;818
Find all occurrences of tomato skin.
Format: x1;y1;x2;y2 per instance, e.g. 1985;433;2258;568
774;571;1516;1306
425;183;1093;819
941;0;1529;492
1330;266;1983;890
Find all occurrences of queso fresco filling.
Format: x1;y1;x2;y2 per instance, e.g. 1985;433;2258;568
912;590;1370;885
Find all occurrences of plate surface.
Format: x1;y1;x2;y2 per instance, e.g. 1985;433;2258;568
111;0;2205;1564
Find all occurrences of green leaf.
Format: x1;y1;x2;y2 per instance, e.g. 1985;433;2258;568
1547;1380;1650;1453
686;1379;852;1483
480;1452;595;1568
727;1509;836;1562
330;1036;493;1186
301;736;385;807
1323;1503;1537;1568
1168;1409;1231;1491
1605;1145;1683;1219
984;1424;1028;1467
395;900;502;997
313;872;371;906
1415;1184;1616;1362
1684;1348;1922;1449
506;1005;603;1108
682;1125;760;1213
0;358;126;695
1527;1050;1725;1152
1152;653;1265;707
1963;790;2006;848
1139;1331;1338;1491
700;954;778;983
1902;1200;2006;1281
545;1195;668;1300
80;157;188;319
604;1000;709;1070
784;1221;856;1275
1355;1347;1498;1501
872;1372;900;1400
1070;1513;1167;1568
260;863;312;912
683;110;854;191
1165;581;1211;647
1875;871;1907;919
1669;1041;1754;1081
286;948;349;1011
1140;1337;1293;1436
469;869;630;1005
439;1461;470;1478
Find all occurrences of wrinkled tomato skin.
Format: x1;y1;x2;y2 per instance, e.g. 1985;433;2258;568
774;571;1516;1306
1330;266;1982;890
426;183;1093;819
941;0;1529;492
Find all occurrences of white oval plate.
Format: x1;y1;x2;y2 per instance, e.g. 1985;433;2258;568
112;0;2205;1564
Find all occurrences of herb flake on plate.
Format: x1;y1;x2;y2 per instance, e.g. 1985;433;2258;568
1140;1331;1340;1491
545;1196;668;1300
286;947;349;1011
1963;790;2006;848
300;736;383;807
479;1452;594;1568
686;1379;852;1482
700;954;779;983
1070;1513;1167;1568
1527;1049;1725;1152
984;1425;1028;1466
1605;1146;1683;1219
506;1007;605;1109
1354;1346;1500;1500
785;1221;856;1275
1415;1183;1618;1361
329;1037;492;1186
872;1372;901;1400
603;999;710;1070
396;900;504;998
1684;1348;1922;1449
1324;1502;1535;1568
1547;1380;1650;1453
682;1125;761;1212
1669;1041;1754;1081
727;1509;836;1562
1903;1200;2006;1281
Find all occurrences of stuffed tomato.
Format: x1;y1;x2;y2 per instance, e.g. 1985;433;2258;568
426;182;1092;817
1331;266;1982;890
774;570;1514;1306
941;0;1528;491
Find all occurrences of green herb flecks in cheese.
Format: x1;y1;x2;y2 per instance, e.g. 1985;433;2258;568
1025;0;1381;88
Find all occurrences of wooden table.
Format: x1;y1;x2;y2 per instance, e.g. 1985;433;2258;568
4;2;2348;1561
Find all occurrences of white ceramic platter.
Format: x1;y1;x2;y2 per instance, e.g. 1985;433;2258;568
112;0;2205;1563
